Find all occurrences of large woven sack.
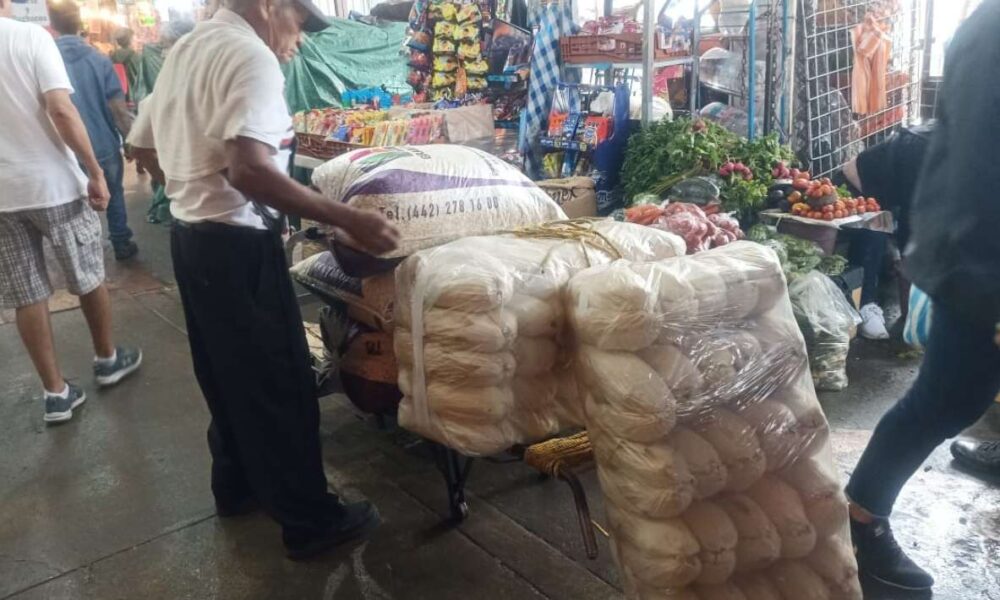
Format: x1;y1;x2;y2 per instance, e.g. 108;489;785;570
312;145;566;257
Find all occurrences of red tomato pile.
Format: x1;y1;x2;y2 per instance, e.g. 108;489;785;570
789;196;881;221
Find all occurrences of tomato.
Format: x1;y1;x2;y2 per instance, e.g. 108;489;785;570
788;191;802;202
821;177;831;185
793;179;810;190
800;171;811;180
823;212;834;221
822;204;834;213
857;206;867;214
834;210;845;219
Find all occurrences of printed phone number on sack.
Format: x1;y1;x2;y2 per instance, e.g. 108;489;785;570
382;197;503;223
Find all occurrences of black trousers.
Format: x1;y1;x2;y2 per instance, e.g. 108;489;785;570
846;302;1000;516
171;222;339;542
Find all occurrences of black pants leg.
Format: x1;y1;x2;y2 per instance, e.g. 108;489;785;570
845;303;1000;516
170;224;341;542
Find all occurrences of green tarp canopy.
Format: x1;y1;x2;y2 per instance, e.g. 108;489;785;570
283;18;412;113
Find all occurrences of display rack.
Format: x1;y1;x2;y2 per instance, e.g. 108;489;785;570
794;0;926;177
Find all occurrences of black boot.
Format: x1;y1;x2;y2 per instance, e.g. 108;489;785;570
851;518;934;590
950;438;1000;475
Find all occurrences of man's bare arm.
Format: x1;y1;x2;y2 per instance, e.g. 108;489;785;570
44;89;109;209
109;97;134;139
224;137;399;255
45;89;102;178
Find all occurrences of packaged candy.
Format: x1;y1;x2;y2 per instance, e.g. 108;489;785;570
580;116;613;146
429;1;457;22
431;71;456;88
433;55;459;72
467;76;487;91
434;21;456;37
458;41;481;60
430;88;454;101
547;112;567;137
463;58;489;75
456;3;481;23
433;36;456;54
455;23;479;41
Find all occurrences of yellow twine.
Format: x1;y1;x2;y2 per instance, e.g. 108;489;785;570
505;218;626;264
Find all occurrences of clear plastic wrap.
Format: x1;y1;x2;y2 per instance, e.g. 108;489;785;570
394;219;687;456
788;271;862;392
565;242;859;600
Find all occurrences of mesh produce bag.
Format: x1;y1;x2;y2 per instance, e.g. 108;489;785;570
566;242;860;600
394;219;686;455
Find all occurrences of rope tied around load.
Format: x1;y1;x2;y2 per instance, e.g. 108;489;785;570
506;218;625;267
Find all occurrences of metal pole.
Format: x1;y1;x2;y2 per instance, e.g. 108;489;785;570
691;0;705;116
763;4;774;135
641;0;655;124
782;0;796;136
747;0;757;139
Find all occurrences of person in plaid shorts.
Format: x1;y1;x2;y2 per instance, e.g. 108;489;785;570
0;4;142;424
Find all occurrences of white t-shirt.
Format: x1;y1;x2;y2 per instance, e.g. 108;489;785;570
0;18;87;213
128;9;293;230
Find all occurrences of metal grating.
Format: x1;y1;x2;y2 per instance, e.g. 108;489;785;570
795;0;925;177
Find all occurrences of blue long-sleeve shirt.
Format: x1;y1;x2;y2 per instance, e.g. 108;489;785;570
55;35;124;162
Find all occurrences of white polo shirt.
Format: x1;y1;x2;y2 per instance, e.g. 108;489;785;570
128;9;294;229
0;18;87;213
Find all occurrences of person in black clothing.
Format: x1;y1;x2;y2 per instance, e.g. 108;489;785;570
837;124;932;339
843;0;1000;590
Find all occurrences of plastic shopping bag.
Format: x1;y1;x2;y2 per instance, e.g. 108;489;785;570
903;286;932;350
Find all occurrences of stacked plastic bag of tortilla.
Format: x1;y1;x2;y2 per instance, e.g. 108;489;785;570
566;242;860;600
394;219;686;456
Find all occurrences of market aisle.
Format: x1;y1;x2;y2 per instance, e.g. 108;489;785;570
1;172;998;600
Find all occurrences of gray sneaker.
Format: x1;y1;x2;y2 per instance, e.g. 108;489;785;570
94;346;143;387
44;383;87;424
